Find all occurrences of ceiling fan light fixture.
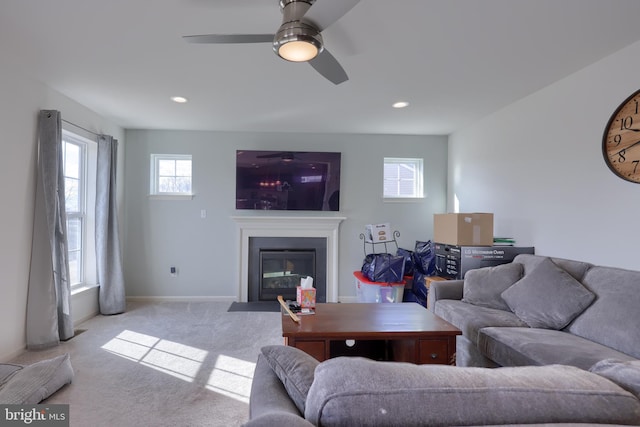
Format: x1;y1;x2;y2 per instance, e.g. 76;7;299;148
278;39;319;62
273;22;323;62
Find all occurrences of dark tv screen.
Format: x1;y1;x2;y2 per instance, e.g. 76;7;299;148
236;150;341;211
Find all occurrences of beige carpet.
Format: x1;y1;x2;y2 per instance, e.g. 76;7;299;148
10;300;283;427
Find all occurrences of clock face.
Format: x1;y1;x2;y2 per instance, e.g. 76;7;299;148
603;89;640;183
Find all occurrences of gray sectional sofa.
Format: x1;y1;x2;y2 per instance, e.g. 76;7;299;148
244;254;640;426
430;254;640;369
245;345;640;426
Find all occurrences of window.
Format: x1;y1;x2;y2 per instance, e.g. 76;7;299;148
150;154;193;196
383;157;424;199
63;138;84;286
62;130;97;289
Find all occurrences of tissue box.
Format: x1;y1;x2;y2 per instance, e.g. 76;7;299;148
296;286;316;308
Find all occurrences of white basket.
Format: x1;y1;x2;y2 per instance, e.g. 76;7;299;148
355;277;404;303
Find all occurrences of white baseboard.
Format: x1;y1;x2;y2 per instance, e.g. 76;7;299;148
126;296;237;303
1;346;27;363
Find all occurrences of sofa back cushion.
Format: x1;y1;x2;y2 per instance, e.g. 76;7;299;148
513;254;592;281
566;266;640;359
304;357;640;426
501;257;595;330
461;262;523;311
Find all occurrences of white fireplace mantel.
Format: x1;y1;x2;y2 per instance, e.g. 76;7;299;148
232;216;346;302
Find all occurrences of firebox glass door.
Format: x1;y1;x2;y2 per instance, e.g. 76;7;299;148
259;250;315;301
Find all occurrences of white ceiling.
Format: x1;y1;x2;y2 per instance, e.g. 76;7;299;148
3;0;640;135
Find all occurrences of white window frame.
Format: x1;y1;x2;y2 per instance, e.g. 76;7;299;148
62;130;97;291
383;157;424;200
150;154;194;199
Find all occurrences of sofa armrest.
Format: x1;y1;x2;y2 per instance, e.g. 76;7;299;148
243;412;314;427
428;279;463;312
248;354;301;420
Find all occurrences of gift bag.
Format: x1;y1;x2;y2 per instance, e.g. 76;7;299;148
362;253;405;283
396;247;415;277
413;240;436;275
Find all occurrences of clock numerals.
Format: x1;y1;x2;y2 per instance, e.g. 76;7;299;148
619;115;634;131
611;134;622;147
603;90;640;183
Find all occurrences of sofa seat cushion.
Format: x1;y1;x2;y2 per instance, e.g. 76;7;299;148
434;300;527;345
590;359;640;399
304;357;640;426
478;327;636;370
502;257;595;330
462;262;523;311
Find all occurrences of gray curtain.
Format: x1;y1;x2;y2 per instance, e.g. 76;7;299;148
27;110;74;349
96;135;126;314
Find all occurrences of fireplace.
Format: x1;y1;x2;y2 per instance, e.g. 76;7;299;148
248;237;327;302
232;216;346;302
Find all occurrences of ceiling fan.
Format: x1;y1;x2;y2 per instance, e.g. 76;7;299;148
183;0;360;85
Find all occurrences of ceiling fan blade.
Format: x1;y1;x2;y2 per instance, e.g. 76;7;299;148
309;49;348;85
304;0;361;31
182;34;274;44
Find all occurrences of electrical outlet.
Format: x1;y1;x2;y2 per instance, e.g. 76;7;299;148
170;266;177;277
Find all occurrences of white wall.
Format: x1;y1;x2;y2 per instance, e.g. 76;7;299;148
449;40;640;270
123;130;447;299
0;61;124;361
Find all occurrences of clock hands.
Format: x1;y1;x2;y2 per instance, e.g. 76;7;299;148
612;139;640;157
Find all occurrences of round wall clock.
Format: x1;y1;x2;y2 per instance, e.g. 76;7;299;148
603;88;640;183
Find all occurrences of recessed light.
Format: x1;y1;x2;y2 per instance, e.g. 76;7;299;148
392;101;409;109
171;96;188;103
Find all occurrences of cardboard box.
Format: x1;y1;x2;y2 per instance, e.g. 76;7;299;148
434;213;494;246
365;223;391;243
434;243;535;279
296;286;316;308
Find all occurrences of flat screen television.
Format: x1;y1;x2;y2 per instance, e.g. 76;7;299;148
236;150;341;211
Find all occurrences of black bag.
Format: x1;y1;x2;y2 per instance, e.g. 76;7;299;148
362;253;405;283
361;253;376;277
413;240;436;276
396;248;415;276
412;271;428;302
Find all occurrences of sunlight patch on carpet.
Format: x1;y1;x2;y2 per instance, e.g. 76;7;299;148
206;354;256;403
101;330;208;382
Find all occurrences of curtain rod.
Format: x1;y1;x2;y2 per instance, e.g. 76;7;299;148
61;119;101;137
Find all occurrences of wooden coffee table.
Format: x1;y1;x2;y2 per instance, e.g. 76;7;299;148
281;303;461;364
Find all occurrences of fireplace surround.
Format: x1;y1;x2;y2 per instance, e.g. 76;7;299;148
232;216;346;302
248;236;326;302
